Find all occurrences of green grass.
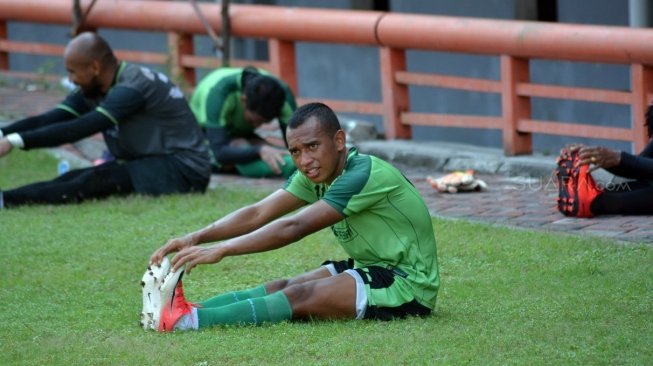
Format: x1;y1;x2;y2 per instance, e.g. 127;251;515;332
1;150;652;365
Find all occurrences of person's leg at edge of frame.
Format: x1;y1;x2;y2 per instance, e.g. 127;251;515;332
1;162;134;208
590;183;653;215
1;168;88;207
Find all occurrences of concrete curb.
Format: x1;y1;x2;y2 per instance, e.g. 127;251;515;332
355;140;557;179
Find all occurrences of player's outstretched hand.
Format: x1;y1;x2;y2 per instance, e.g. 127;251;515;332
576;145;621;171
170;245;224;274
150;235;196;266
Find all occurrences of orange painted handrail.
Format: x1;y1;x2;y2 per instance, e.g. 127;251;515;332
0;0;381;44
0;0;651;154
4;0;653;63
377;14;653;64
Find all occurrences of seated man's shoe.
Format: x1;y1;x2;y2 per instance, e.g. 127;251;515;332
555;149;603;218
158;268;196;332
574;163;603;218
140;257;170;330
555;149;578;216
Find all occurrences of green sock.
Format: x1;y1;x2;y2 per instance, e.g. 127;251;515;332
235;156;296;178
198;284;268;308
197;291;292;328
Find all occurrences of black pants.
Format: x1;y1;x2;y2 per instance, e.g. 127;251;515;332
4;161;134;207
591;180;653;215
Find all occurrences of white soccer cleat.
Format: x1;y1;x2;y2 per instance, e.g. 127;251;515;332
140;257;170;330
157;267;189;332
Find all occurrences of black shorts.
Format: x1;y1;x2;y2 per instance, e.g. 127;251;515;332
322;259;432;321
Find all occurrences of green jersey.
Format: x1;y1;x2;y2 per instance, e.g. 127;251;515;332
190;67;296;137
284;148;440;308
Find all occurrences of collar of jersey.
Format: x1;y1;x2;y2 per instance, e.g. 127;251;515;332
111;61;128;87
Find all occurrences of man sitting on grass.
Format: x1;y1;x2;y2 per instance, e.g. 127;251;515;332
190;66;297;178
0;32;211;208
555;106;653;217
143;102;440;331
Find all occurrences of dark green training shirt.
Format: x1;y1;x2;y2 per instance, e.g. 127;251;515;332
58;62;211;180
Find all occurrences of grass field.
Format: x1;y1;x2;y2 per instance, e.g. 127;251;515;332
1;149;652;365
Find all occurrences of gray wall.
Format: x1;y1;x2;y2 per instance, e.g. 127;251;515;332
391;0;512;149
388;0;637;153
7;24;171;76
5;0;648;153
531;0;632;153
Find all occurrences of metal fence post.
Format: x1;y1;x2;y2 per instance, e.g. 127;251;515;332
380;47;411;140
501;55;532;155
0;20;7;70
631;63;652;153
268;39;297;96
168;32;196;88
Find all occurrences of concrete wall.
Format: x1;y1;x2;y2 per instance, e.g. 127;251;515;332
5;0;649;153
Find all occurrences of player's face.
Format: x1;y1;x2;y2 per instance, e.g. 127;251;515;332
64;53;102;98
286;116;346;185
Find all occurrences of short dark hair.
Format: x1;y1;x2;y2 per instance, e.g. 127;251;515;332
242;69;285;121
287;102;341;136
646;105;653;139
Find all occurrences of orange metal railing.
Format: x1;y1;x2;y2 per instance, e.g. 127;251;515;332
1;0;651;154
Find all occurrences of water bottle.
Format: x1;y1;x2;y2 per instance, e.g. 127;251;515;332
57;160;70;175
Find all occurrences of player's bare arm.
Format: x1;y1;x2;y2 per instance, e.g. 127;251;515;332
170;199;344;273
150;189;306;264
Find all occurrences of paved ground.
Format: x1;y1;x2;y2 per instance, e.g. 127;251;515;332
2;84;652;244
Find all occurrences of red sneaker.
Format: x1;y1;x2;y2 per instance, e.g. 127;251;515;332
555;149;578;216
157;270;196;332
554;149;603;218
574;163;603;218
